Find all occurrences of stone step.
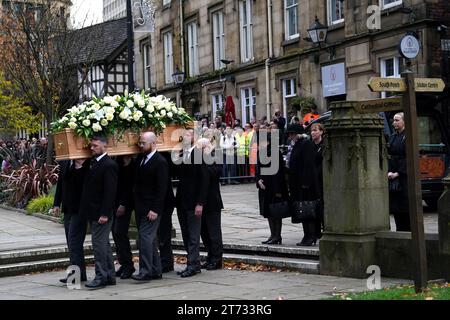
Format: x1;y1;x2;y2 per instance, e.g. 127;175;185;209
173;250;320;274
172;239;320;259
0;249;319;277
0;241;137;266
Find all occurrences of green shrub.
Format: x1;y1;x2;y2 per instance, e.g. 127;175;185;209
26;195;54;215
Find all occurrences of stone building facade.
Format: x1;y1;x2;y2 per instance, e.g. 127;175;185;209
133;0;450;125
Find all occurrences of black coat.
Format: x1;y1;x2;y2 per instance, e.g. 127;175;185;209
133;152;169;218
79;155;118;221
288;137;320;201
388;131;409;213
256;148;288;218
313;139;324;197
54;159;90;215
204;162;224;213
175;147;210;212
160;151;175;215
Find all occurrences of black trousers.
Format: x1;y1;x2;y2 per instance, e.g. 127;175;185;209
90;220;115;282
177;209;201;271
64;212;87;279
393;211;411;232
158;210;174;270
201;211;223;265
136;215;162;277
112;208;134;268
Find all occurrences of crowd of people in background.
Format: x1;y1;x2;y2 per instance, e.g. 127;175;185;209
0;137;48;172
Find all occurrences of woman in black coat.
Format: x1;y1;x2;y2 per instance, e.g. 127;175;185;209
287;124;321;246
53;158;90;283
256;131;289;245
388;112;410;231
310;123;325;238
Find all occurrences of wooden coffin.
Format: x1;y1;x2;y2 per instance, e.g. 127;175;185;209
53;124;189;161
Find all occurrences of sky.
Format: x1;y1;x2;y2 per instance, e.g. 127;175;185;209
70;0;103;29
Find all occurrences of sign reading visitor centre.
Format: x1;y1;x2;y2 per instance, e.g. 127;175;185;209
321;62;346;97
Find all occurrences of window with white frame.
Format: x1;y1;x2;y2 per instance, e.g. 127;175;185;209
285;0;298;40
187;21;199;77
239;0;253;63
282;78;297;121
328;0;344;25
380;56;403;98
381;0;402;10
211;94;224;120
240;87;256;126
212;10;225;70
143;43;151;90
163;31;173;85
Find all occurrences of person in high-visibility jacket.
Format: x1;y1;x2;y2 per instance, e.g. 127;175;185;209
235;127;247;180
244;123;254;180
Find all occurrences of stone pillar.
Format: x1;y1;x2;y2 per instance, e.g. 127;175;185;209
438;175;450;255
319;101;390;278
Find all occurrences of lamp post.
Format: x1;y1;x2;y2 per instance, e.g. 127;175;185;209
126;0;135;92
172;65;185;107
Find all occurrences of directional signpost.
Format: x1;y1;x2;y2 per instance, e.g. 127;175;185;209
356;97;403;114
368;77;407;92
363;33;447;293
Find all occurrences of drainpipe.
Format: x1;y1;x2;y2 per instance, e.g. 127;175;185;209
179;0;185;74
265;0;273;120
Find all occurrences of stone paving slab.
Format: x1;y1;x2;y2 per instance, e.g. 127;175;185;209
0;264;411;300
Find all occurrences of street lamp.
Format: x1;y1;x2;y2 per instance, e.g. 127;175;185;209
306;16;335;62
307;16;328;45
172;65;185;107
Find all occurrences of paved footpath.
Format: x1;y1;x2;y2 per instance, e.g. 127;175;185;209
0;183;436;300
0;264;409;300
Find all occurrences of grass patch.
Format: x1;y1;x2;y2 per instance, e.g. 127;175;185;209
329;283;450;300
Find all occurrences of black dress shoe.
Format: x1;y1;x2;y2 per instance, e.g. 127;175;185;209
266;238;282;245
107;277;116;286
152;274;162;280
176;268;187;275
206;263;222;271
120;267;136;279
131;274;152;282
85;279;107;289
296;238;317;246
60;275;87;284
180;268;201;278
162;266;174;273
261;237;273;244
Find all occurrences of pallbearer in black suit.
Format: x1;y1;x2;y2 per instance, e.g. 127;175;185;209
175;129;210;278
79;135;118;289
53;158;90;283
132;132;169;282
113;155;136;279
197;138;224;270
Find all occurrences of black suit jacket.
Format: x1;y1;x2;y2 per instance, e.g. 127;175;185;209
54;159;90;215
175;147;209;212
133;151;169;218
79;155;118;221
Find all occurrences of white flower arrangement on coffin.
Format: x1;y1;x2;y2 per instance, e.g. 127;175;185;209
51;90;192;140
